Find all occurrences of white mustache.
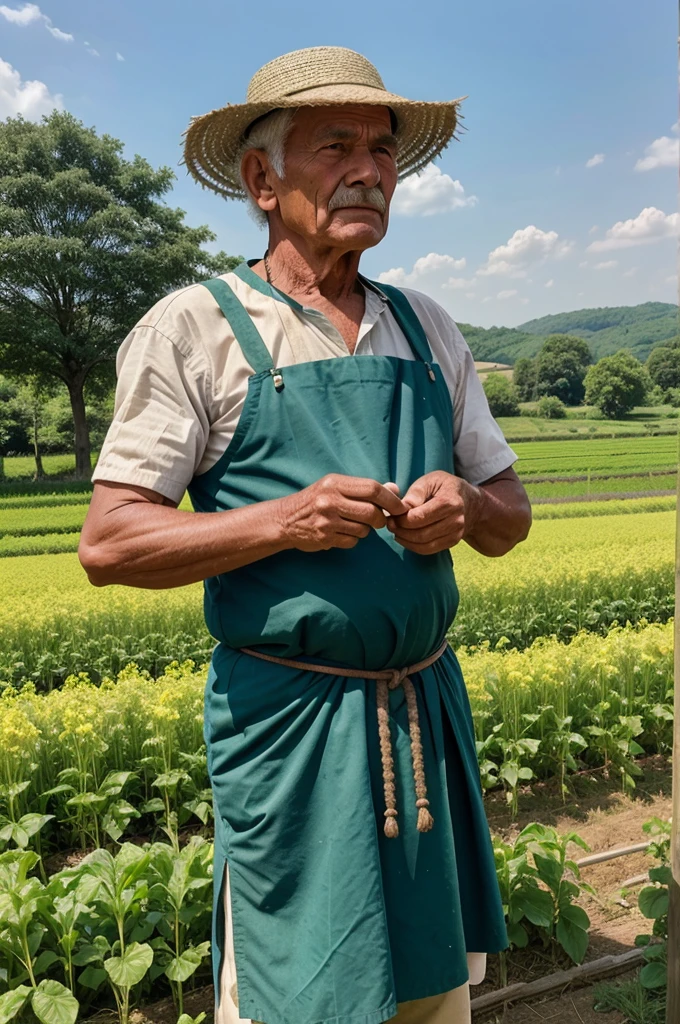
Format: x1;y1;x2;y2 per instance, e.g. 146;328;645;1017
328;185;387;214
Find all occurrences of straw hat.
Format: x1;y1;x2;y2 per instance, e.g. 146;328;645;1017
183;46;467;200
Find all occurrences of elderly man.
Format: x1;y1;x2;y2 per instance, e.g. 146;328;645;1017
80;46;531;1024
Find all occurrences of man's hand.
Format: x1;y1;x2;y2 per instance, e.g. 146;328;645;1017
385;471;477;555
276;474;408;552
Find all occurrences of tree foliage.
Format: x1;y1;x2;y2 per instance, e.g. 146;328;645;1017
534;334;592;405
0;111;242;476
513;357;537;401
462;303;678;365
483;373;520;417
647;342;680;394
584;351;650;419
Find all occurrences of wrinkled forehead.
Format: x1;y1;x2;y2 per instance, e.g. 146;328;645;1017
290;104;396;141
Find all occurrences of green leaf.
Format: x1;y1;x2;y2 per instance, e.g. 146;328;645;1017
164;942;210;983
178;1015;206;1024
640;961;667;990
556;917;589;964
649;865;672;886
639;886;669;920
506;922;529;948
514;886;554;928
31;980;79;1024
0;986;31;1024
78;965;107;990
499;763;519;790
533;853;563;894
104;941;153;988
33;949;60;976
558;903;590;931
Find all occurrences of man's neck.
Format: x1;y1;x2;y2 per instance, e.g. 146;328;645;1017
257;239;364;305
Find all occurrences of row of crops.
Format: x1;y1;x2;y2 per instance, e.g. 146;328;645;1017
0;433;677;1021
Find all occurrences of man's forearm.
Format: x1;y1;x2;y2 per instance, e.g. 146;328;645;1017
79;499;290;589
463;477;532;557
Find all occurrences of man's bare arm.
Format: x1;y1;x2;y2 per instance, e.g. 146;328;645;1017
78;476;407;589
386;466;531;558
462;467;532;557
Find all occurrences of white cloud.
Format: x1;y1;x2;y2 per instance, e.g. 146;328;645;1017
0;56;63;118
0;1;40;23
86;47;100;57
622;267;637;277
497;289;518;300
391;163;478;216
481;296;492;303
116;52;125;61
520;298;530;305
443;276;475;290
586;153;605;168
588;207;679;251
0;3;72;40
635;135;679;171
378;252;466;287
46;24;71;41
589;225;599;235
477;225;573;278
594;260;618;270
544;279;554;288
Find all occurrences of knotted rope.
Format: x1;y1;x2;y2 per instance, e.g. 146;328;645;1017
239;640;448;838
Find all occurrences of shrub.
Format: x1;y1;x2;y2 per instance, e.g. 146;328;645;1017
483;374;521;417
537;396;567;419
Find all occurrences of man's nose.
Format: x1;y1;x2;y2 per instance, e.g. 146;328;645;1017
344;148;381;189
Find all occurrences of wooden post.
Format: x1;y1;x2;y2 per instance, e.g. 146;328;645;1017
667;452;680;1024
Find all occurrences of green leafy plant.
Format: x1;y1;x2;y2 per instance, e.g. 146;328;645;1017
0;850;79;1022
494;824;593;986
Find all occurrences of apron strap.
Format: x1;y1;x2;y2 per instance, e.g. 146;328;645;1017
366;280;436;370
201;278;276;376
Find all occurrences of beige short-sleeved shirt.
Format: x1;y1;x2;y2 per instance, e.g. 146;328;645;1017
92;265;516;502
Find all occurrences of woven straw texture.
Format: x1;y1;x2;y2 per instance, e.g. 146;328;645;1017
183;46;466;200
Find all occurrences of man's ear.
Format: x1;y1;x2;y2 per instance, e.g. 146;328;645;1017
241;149;278;216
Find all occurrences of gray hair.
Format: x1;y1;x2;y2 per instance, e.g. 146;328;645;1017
238;108;296;227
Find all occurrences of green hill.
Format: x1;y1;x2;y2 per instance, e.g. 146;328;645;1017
460;302;679;364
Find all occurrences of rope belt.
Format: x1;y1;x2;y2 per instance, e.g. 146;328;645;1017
239;639;449;839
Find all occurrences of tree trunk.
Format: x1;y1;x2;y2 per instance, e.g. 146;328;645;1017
32;405;44;480
66;378;91;479
668;472;680;1024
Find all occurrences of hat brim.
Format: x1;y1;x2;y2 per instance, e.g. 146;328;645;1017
182;84;467;200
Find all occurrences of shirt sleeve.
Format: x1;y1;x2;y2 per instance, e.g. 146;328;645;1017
451;339;519;485
92;325;211;504
397;288;518;485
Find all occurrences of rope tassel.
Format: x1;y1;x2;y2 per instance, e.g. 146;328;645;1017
239;639;448;838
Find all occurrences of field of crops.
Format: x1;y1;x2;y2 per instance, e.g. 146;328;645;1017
0;511;674;687
511;435;678;476
0;428;677;1019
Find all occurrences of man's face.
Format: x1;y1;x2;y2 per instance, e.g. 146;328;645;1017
269;104;398;251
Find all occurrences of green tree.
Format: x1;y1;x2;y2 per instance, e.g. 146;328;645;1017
534;334;592;406
0;111;242;478
483;373;520;417
584;351;650;419
512;357;537;401
647;344;680;395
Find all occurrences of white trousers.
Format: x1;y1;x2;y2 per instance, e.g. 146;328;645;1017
216;867;486;1024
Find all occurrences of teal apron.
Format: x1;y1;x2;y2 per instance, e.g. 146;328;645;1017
188;263;507;1024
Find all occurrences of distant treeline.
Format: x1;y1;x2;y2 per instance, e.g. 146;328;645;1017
461;301;679;364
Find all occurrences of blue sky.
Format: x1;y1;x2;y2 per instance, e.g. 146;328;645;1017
1;0;677;328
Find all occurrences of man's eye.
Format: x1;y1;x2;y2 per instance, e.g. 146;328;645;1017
325;143;344;150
